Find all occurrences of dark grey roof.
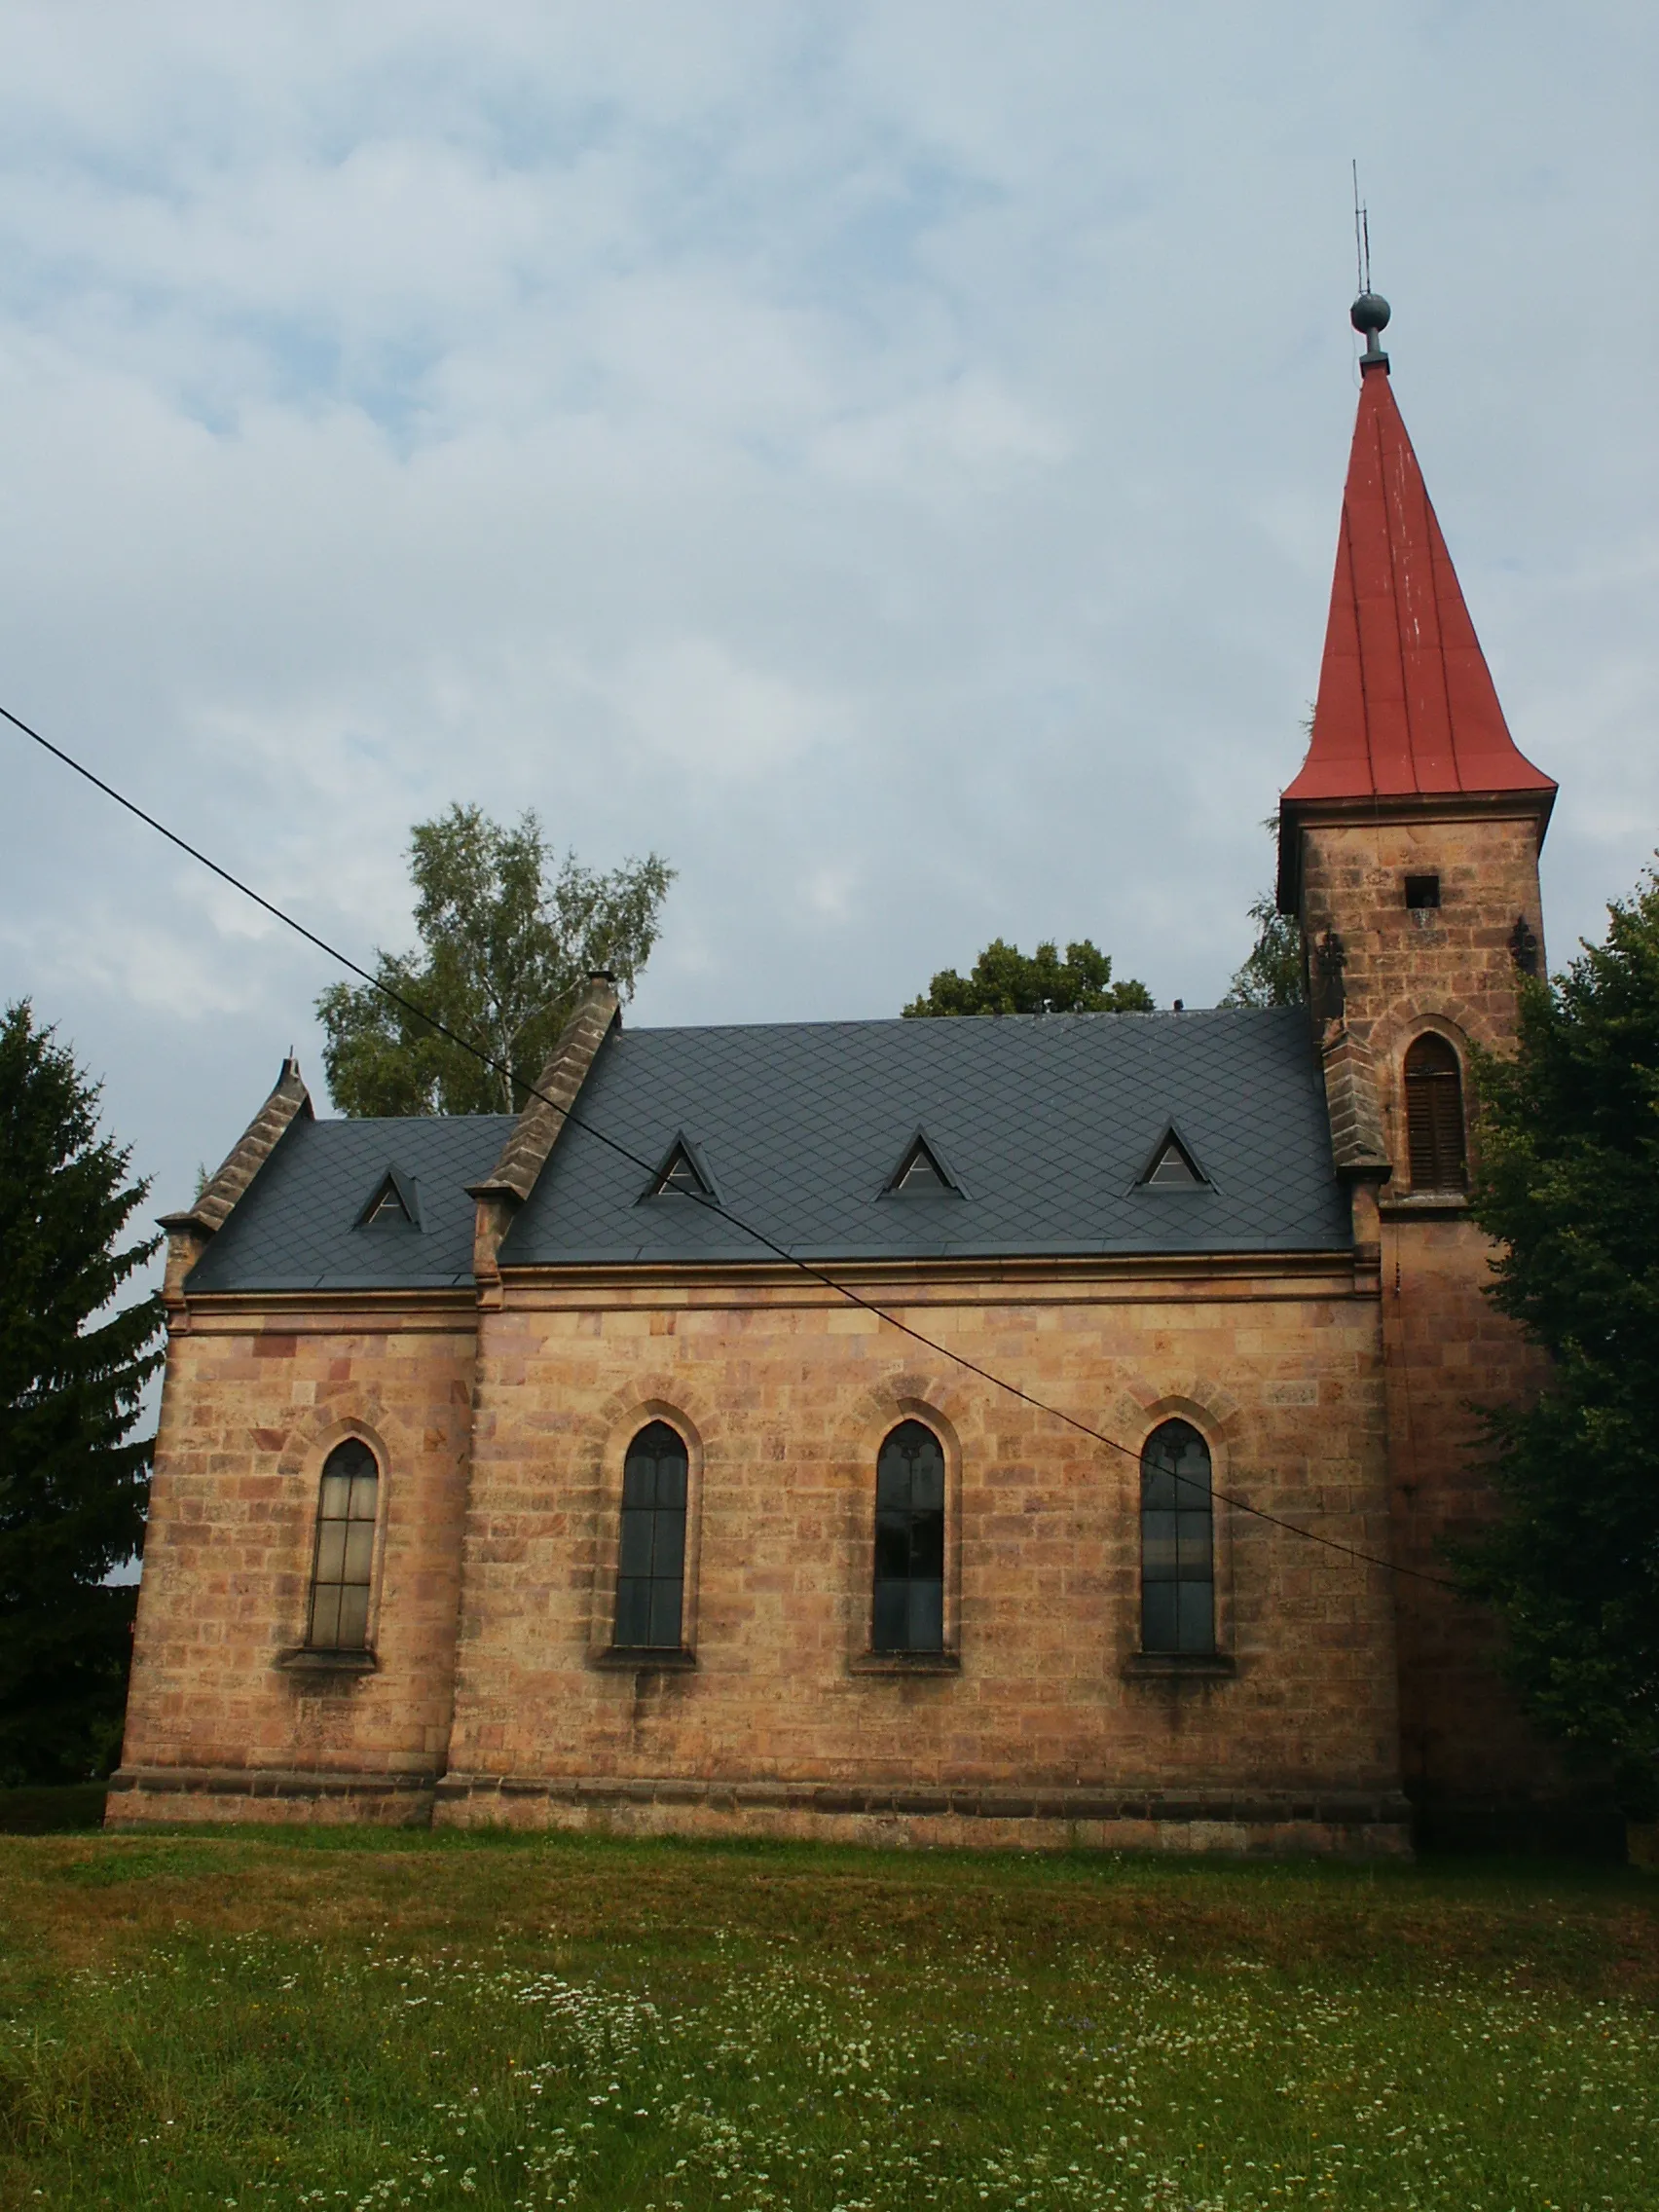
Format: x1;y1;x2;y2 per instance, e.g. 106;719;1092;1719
183;1010;1347;1294
184;1114;513;1293
498;1008;1348;1267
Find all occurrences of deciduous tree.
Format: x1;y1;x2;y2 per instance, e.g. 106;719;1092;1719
1220;894;1306;1009
903;939;1152;1018
1460;869;1659;1818
317;806;674;1116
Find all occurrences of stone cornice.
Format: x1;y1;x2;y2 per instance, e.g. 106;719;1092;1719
167;1288;479;1336
160;1052;313;1239
491;1248;1369;1309
158;1052;313;1300
468;975;621;1207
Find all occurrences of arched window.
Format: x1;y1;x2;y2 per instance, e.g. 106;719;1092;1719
1404;1033;1467;1190
1140;1420;1214;1655
873;1421;945;1652
307;1439;380;1651
613;1422;689;1650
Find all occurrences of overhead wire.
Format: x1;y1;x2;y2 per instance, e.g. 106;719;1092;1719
3;698;1460;1594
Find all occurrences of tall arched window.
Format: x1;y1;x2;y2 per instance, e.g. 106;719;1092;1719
873;1421;946;1652
1140;1420;1214;1655
613;1422;689;1650
1404;1033;1467;1190
307;1439;380;1651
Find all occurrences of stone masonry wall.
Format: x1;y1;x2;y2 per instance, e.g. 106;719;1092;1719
1299;810;1581;1839
1378;1215;1559;1834
111;1301;477;1827
1297;811;1545;1079
439;1262;1405;1851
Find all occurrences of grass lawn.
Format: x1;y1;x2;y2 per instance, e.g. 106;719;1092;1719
0;1825;1654;2210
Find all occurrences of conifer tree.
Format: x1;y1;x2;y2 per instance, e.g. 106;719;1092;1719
1462;871;1659;1819
0;1004;162;1785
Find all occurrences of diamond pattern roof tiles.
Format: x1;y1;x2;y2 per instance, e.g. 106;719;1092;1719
184;1115;514;1293
498;1008;1347;1268
185;1011;1347;1294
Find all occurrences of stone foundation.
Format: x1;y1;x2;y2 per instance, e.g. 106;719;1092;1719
104;1761;1411;1857
105;1764;437;1828
436;1774;1411;1856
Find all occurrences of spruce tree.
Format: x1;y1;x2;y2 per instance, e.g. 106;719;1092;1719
0;1003;162;1785
1462;870;1659;1819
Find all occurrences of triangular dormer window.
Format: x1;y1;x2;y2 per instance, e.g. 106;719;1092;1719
641;1135;716;1202
1138;1128;1208;1190
883;1131;963;1198
355;1166;424;1231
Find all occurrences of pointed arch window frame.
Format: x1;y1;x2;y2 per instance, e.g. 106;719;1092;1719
302;1436;384;1662
1132;1123;1212;1194
878;1127;967;1201
850;1412;963;1674
1402;1030;1468;1194
637;1131;720;1206
1138;1417;1217;1658
589;1408;705;1672
610;1419;693;1657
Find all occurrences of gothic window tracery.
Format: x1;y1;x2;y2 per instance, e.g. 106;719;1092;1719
872;1421;946;1652
307;1439;380;1651
613;1421;689;1650
1140;1419;1214;1655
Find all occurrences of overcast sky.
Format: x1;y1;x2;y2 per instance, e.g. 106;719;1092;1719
2;1;1655;1235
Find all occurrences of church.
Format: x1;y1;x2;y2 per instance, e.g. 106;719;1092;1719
112;294;1572;1855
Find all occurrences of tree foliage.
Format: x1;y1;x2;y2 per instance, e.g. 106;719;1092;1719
1222;817;1305;1009
1459;870;1659;1817
903;939;1153;1018
317;806;674;1116
1221;894;1306;1008
0;1003;162;1785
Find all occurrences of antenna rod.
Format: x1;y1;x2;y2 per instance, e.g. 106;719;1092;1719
1347;175;1391;372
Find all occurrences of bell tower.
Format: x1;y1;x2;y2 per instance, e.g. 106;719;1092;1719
1277;294;1574;1843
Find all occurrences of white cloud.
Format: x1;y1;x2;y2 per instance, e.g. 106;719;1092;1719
0;0;1653;1235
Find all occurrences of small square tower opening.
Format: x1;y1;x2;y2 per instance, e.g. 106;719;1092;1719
1404;873;1441;910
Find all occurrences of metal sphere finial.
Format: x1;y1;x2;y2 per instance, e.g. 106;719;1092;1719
1350;290;1391;370
1350;291;1391;336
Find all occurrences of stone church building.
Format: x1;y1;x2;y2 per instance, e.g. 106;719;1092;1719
112;299;1570;1853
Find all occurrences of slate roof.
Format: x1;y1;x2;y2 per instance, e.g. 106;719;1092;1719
498;1008;1348;1268
183;1009;1348;1294
184;1114;513;1293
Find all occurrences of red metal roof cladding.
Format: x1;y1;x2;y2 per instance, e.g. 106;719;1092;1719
1282;361;1555;806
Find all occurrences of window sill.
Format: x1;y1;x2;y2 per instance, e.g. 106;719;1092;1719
276;1647;378;1675
1122;1651;1235;1680
1380;1190;1468;1217
849;1650;961;1676
590;1646;697;1672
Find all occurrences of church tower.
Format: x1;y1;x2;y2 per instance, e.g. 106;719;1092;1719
1278;293;1572;1842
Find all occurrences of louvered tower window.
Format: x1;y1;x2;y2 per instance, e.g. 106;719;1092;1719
307;1439;380;1651
872;1421;946;1652
1404;1034;1467;1191
1140;1419;1214;1655
614;1422;689;1649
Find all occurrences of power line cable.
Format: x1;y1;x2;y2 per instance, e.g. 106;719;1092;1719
3;698;1459;1593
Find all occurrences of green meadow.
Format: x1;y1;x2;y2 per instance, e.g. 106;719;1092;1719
0;1815;1654;2210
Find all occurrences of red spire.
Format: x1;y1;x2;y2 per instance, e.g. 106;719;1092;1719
1282;354;1555;811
